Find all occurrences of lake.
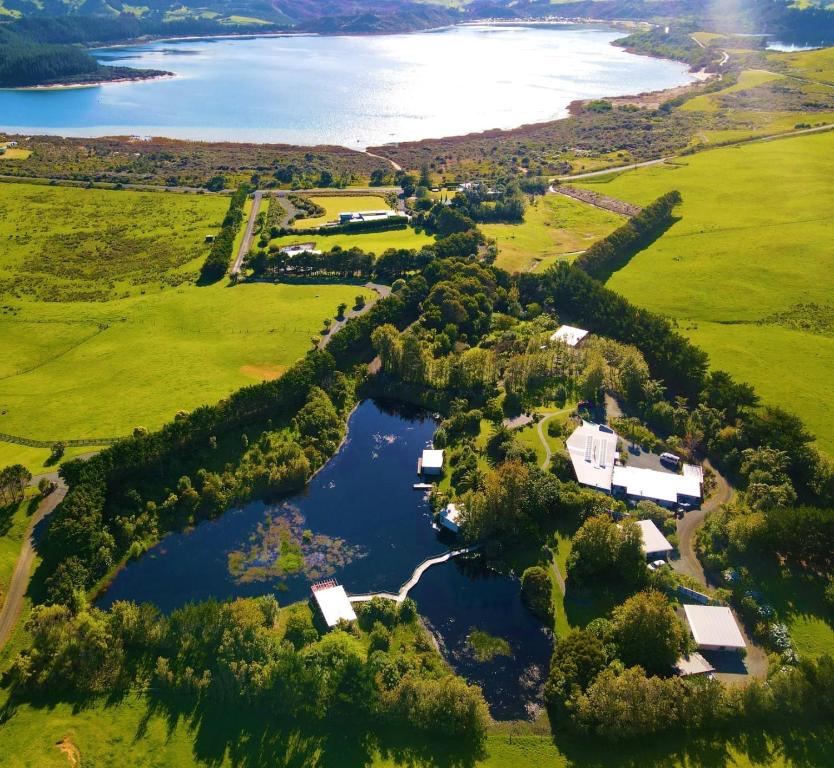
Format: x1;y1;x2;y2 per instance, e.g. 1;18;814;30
99;398;553;718
0;24;695;147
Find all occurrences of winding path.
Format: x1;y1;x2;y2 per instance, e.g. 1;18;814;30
348;546;477;604
0;482;66;650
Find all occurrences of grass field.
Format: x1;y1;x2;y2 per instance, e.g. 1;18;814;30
0;495;37;609
574;129;834;453
0;182;373;471
485;194;625;273
269;227;434;255
290;195;394;229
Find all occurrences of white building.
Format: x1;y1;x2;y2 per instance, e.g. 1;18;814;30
338;210;406;224
636;519;674;559
439;502;461;533
565;421;619;492
311;580;357;628
421;449;444;476
683;605;746;652
550;324;589;348
612;465;702;509
280;242;321;257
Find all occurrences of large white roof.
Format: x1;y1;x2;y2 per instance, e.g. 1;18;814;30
613;465;702;504
312;583;358;628
636;518;674;554
684;605;745;650
550;324;589;347
566;421;619;491
422;449;444;470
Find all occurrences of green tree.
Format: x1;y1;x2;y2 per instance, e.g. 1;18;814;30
544;629;607;711
611;590;687;674
521;566;553;622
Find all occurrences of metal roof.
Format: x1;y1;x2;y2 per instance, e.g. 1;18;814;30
636;519;674;554
549;324;589;347
566;421;619;492
311;582;357;628
684;605;746;650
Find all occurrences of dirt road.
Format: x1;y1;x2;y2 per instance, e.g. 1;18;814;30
231;189;263;276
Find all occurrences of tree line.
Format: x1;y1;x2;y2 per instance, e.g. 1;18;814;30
200;184;250;283
572;190;682;282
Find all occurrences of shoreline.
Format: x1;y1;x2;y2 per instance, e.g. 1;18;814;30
5;71;177;93
0;22;710;154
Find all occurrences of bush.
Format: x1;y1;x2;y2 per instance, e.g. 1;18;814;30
521;566;554;622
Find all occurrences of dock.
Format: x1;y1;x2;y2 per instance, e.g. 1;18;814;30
413;483;433;490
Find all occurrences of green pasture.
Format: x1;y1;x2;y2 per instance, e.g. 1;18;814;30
269;227;434;254
0;182;372;471
574;130;834;453
485;194;625;273
0;281;372;445
0;495;36;608
290;194;393;229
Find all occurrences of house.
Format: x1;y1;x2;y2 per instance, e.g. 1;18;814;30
612;465;702;509
636;519;674;559
311;579;357;628
683;605;746;652
675;652;715;677
439;502;461;533
420;449;444;476
7;141;17;148
549;324;589;348
279;242;321;257
565;421;619;492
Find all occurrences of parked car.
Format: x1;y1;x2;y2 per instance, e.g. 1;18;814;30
647;559;668;571
660;452;681;468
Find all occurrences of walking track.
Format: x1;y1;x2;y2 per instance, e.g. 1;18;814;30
348;546;477;604
0;482;67;650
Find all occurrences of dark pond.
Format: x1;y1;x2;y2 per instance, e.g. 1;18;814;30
411;555;554;721
98;398;553;718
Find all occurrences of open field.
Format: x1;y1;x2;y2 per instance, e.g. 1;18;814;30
0;182;373;471
1;687;832;768
269;227;434;254
290;194;394;229
0;496;36;609
574;129;834;453
485;194;625;273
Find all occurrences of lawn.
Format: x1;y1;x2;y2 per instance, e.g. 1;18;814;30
0;182;373;471
0;495;37;609
573;129;834;453
290;195;394;229
485;194;625;273
268;226;433;255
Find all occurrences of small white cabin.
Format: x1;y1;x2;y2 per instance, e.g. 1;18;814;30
439;503;461;533
421;449;444;476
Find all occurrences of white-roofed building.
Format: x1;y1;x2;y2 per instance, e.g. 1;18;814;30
439;502;462;533
636;519;674;558
421;449;444;476
280;242;321;257
566;421;619;492
311;580;357;628
684;605;746;652
612;465;702;508
675;652;715;677
550;324;589;348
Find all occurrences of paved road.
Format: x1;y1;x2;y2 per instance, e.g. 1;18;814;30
673;458;731;586
0;483;67;650
231;190;263;276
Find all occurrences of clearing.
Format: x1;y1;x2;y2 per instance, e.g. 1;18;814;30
290;194;395;229
485;194;625;273
573;129;834;453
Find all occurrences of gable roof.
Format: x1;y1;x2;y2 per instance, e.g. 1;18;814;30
684;605;746;649
636;518;674;554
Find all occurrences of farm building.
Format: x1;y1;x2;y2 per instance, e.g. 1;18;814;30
420;449;444;476
683;605;746;652
565;421;619;492
338;210;407;224
549;324;589;348
311;580;357;628
636;519;674;559
612;465;702;509
439;502;461;533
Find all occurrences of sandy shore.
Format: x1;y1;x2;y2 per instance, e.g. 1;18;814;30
6;72;176;92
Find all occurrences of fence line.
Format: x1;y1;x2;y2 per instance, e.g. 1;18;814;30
0;431;122;449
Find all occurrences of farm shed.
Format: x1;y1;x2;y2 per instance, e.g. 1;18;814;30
684;605;746;652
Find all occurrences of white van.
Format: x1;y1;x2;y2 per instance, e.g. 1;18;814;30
660;452;681;468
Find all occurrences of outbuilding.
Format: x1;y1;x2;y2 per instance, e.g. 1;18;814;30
612;464;702;509
636;518;674;559
311;580;357;628
439;502;461;533
549;324;589;348
420;449;444;476
683;605;746;652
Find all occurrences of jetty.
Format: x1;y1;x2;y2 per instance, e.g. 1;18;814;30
347;546;478;605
